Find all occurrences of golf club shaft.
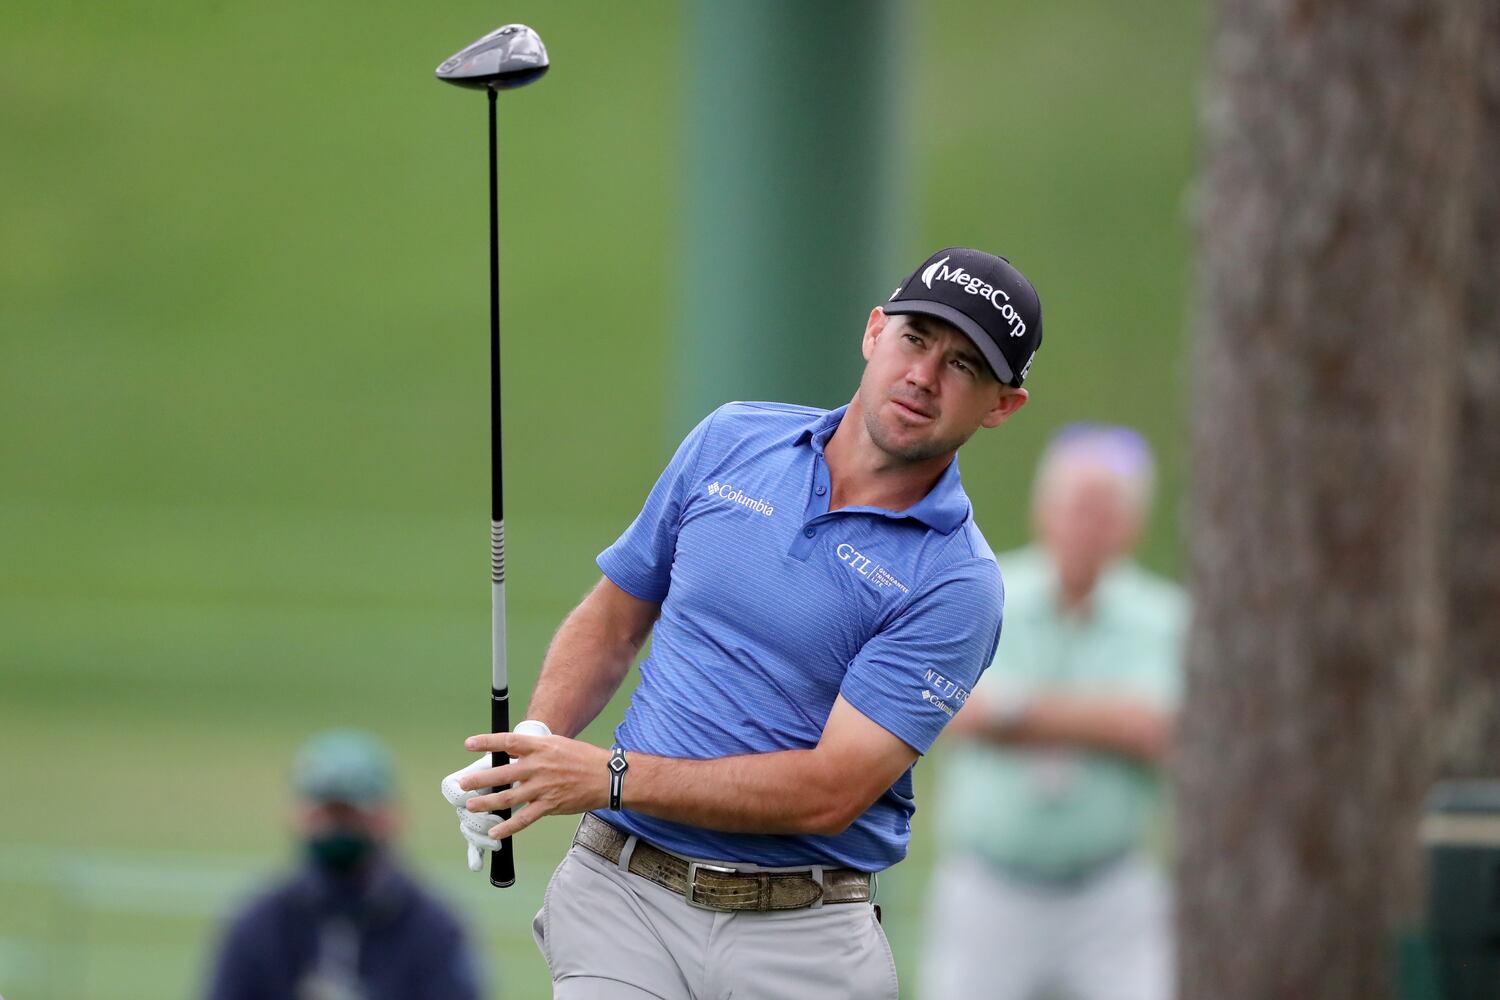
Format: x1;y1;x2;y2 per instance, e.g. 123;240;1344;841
488;87;516;889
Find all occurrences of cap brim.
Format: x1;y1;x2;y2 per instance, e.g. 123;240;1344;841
882;299;1018;385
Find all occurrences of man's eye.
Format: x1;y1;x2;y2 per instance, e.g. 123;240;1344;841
904;333;923;346
951;358;972;374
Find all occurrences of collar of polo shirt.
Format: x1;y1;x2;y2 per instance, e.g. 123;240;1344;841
794;405;971;534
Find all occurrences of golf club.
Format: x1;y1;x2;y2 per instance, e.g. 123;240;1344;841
436;22;549;890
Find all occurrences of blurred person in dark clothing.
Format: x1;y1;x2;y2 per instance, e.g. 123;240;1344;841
921;425;1184;1000
205;730;482;1000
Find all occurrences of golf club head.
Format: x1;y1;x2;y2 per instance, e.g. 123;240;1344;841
436;24;548;91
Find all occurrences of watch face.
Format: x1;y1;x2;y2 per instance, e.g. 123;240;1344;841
609;754;628;774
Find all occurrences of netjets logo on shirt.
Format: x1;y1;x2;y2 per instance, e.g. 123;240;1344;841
920;668;971;717
706;482;775;516
919;256;1029;340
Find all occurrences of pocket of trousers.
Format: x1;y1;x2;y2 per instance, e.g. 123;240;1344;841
870;907;900;1000
533;851;571;967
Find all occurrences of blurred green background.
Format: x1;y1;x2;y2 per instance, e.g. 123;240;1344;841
0;1;1201;997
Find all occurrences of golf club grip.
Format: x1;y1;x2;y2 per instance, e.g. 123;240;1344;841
490;689;515;887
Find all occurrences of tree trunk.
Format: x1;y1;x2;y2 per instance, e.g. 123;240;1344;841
1180;2;1479;998
1437;1;1500;782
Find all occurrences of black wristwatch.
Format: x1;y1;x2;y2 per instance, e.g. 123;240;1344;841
608;746;629;810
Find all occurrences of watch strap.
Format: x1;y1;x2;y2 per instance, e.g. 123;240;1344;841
608;746;629;810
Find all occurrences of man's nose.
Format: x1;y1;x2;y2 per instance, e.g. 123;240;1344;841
905;353;941;390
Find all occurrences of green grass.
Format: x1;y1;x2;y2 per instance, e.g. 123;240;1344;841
1;0;1204;996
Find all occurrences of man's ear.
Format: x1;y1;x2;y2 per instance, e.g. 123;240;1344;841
862;307;890;362
981;386;1029;429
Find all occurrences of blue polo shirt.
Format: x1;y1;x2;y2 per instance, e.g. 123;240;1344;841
596;401;1005;871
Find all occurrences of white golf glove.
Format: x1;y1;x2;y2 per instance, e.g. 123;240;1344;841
440;719;551;872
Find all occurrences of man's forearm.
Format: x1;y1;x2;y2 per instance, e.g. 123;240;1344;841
524;582;653;738
462;696;917;841
622;749;853;837
617;697;918;838
955;695;1172;762
464;742;865;840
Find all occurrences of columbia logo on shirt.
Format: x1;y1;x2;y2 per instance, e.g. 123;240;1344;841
920;689;954;716
706;482;775;516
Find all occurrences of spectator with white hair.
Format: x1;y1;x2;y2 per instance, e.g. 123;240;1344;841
921;424;1185;1000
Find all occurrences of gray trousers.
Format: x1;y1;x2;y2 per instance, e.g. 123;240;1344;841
920;852;1173;1000
533;845;899;999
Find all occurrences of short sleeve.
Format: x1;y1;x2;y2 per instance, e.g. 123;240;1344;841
597;410;716;603
839;560;1004;754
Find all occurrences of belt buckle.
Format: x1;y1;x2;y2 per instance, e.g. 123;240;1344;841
685;860;742;911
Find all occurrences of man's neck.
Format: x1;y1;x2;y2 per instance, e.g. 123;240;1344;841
823;399;955;513
1051;557;1118;618
1056;580;1096;617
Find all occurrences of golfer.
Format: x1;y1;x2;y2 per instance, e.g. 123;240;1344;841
444;247;1044;998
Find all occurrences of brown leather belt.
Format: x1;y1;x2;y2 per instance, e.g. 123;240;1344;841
574;813;872;912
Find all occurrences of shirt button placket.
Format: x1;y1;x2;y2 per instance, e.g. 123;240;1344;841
791;455;832;560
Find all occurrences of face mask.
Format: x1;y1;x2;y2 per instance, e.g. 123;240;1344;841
307;829;376;874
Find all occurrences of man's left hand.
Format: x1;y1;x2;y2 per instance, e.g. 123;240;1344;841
458;732;613;840
440;756;505;871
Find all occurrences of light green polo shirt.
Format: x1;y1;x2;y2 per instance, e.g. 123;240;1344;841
933;545;1187;879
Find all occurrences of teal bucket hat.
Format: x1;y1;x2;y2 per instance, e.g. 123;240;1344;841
292;729;395;806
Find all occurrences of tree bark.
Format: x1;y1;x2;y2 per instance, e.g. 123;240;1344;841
1437;1;1500;782
1180;2;1479;998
